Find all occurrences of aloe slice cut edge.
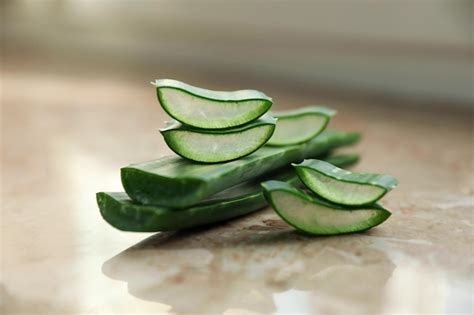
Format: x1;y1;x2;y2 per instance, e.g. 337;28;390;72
293;159;398;206
261;180;391;235
153;79;273;129
267;106;336;146
160;115;276;163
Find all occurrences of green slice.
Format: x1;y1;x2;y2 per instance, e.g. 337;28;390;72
153;79;273;129
261;181;391;235
122;129;361;208
293;159;399;206
98;154;360;232
160;115;276;163
267;106;336;146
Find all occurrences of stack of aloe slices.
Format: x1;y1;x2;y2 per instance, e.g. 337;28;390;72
154;79;336;163
155;79;276;163
262;160;398;235
97;79;396;234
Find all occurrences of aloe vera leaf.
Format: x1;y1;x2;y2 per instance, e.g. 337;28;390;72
122;129;361;208
160;115;276;163
98;170;295;232
267;106;336;146
98;154;359;232
97;191;262;232
293;159;398;206
261;180;391;235
153;79;272;129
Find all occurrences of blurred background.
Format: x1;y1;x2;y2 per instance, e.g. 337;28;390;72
2;0;473;106
1;1;473;314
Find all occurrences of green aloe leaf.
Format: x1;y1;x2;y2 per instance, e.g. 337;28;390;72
98;154;359;232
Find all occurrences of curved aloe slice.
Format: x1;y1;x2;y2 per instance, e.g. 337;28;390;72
262;181;391;235
160;115;276;163
293;159;398;206
98;154;359;232
122;129;360;208
153;79;273;129
267;106;336;146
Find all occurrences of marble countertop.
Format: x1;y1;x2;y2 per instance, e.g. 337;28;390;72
2;70;473;314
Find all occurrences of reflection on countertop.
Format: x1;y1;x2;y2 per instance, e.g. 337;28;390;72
102;200;471;314
103;218;395;314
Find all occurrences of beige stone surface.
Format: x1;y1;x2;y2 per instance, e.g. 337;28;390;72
1;70;473;314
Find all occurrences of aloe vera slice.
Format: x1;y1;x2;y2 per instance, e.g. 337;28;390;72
293;159;398;206
122;129;360;208
153;79;273;129
160;115;276;163
267;106;336;146
98;154;359;232
262;181;391;235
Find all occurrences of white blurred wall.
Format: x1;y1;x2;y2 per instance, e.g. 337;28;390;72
3;0;473;105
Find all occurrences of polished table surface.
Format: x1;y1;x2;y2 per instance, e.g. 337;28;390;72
2;70;473;314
